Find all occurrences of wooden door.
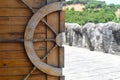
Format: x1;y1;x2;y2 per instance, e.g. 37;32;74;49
0;0;65;80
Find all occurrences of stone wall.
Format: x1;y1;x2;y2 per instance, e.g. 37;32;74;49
64;22;120;54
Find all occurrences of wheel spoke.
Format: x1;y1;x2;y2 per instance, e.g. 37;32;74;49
21;0;35;13
22;0;62;79
41;19;58;35
42;45;58;60
24;45;58;80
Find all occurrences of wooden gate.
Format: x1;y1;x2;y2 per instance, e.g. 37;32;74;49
0;0;65;80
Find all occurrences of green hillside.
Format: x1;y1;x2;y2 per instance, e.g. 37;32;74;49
64;0;120;25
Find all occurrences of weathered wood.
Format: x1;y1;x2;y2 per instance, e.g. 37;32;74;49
60;76;65;80
0;75;46;80
0;0;64;80
0;0;46;8
0;33;23;39
0;25;25;33
0;33;46;40
24;2;62;76
0;17;29;26
0;75;24;80
0;59;32;67
59;47;64;67
0;51;27;59
0;50;46;59
0;42;46;51
0;8;32;17
60;11;65;32
27;75;46;80
0;67;44;75
59;11;65;68
0;0;25;8
47;1;60;80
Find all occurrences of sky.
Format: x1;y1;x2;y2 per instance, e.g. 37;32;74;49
65;0;120;5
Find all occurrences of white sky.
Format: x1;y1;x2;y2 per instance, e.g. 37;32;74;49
65;0;120;5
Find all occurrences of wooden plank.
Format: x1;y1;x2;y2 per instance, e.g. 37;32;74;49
59;47;64;67
0;67;44;76
0;75;24;80
47;12;59;66
60;11;65;32
28;74;46;80
0;75;46;80
47;5;60;80
0;51;27;59
0;25;25;33
0;42;46;51
0;0;46;8
34;33;46;39
0;33;46;39
60;76;65;80
47;76;59;80
0;0;26;8
0;24;46;34
0;33;23;39
0;8;32;17
0;43;24;51
35;22;47;34
59;11;65;68
0;59;32;67
0;17;29;26
0;50;46;59
23;0;46;8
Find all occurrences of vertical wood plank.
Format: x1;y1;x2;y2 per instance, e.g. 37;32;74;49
46;0;60;80
59;9;65;80
32;0;47;80
47;12;59;80
60;76;65;80
59;11;65;68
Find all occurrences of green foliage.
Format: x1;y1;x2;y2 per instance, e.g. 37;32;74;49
64;0;120;25
85;1;106;9
63;0;96;5
65;8;119;25
71;7;75;11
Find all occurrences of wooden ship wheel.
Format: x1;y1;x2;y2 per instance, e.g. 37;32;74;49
22;0;64;79
0;0;64;80
24;2;63;76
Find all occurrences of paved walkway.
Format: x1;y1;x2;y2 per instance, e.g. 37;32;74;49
63;45;120;80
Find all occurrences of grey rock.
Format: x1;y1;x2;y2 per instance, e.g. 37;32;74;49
82;23;96;51
105;22;120;54
65;23;82;46
94;23;113;53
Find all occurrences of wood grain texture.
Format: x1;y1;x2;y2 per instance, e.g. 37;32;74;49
0;67;44;75
0;42;46;51
0;8;32;17
0;23;46;34
24;2;62;77
59;11;65;68
0;59;31;67
0;0;64;80
0;0;25;8
0;75;46;80
0;50;46;59
47;0;60;80
0;17;30;26
0;0;46;8
0;33;46;40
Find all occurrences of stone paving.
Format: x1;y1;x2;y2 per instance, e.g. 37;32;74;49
63;45;120;80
